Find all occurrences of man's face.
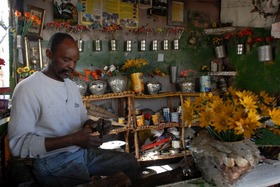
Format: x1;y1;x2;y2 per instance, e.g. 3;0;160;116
47;38;80;80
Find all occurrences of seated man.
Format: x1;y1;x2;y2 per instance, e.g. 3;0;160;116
8;32;139;187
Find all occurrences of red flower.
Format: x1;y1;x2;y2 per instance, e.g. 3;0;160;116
0;58;5;66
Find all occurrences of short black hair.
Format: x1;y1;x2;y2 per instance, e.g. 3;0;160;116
48;33;75;53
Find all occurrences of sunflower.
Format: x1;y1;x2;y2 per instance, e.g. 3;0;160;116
269;108;280;126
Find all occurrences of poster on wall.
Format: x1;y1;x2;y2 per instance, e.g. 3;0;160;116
53;0;78;25
79;0;102;27
78;0;139;28
221;0;279;28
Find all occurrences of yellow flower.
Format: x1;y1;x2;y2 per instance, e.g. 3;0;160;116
239;95;258;112
269;108;280;126
23;66;30;72
16;67;23;74
198;109;213;128
211;112;231;133
120;58;148;74
182;98;194;125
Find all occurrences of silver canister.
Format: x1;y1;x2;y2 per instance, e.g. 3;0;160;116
172;39;179;50
109;40;117;51
162;39;169;50
214;45;226;58
139;40;146;51
16;35;22;49
77;40;84;52
169;66;178;84
258;45;273;62
151;40;158;51
124;40;132;52
93;40;102;51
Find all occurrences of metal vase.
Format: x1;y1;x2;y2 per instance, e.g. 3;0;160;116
89;80;107;95
214;45;226;58
151;40;158;51
162;39;169;50
258;45;273;62
124;40;132;52
169;66;178;84
109;40;117;51
139;40;146;51
236;43;244;55
144;81;162;95
172;39;179;50
107;76;128;93
77;39;84;52
93;40;102;51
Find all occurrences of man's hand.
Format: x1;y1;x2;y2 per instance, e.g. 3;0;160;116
95;118;112;135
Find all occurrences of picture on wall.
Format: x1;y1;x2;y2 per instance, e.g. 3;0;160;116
26;6;45;38
53;0;78;25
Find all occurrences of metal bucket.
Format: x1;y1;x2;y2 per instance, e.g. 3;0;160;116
258;45;272;62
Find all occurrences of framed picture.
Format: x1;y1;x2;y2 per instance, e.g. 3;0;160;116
27;5;46;38
167;0;187;26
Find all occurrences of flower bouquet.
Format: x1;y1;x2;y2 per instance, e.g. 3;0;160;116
182;87;280;186
120;58;148;94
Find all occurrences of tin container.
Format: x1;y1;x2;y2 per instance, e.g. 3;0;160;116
93;40;102;51
151;40;158;51
109;40;117;51
124;40;132;52
200;75;211;92
163;107;170;122
139;40;146;51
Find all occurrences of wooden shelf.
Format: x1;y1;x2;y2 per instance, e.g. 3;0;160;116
135;92;201;99
134;123;182;131
208;71;237;76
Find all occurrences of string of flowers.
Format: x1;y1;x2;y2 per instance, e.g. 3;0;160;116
44;20;72;35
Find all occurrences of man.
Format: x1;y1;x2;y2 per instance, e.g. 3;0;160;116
8;33;139;187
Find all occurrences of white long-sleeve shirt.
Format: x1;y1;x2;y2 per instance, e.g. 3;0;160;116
8;71;89;158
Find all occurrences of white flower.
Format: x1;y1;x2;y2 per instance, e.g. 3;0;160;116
104;66;109;71
109;65;116;72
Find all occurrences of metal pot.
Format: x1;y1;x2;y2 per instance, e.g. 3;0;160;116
89;80;107;95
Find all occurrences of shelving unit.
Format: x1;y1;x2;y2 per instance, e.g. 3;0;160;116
133;92;200;161
84;92;201;161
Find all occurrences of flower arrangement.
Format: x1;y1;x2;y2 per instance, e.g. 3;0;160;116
120;58;148;74
103;64;119;77
16;66;35;79
147;68;165;78
182;87;280;142
200;65;209;73
180;69;196;79
0;58;5;66
207;36;224;47
234;28;253;44
14;10;41;37
248;35;275;47
71;68;103;82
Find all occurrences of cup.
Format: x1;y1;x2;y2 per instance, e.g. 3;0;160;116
118;117;125;124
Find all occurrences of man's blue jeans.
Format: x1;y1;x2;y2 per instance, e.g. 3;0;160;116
32;148;139;187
